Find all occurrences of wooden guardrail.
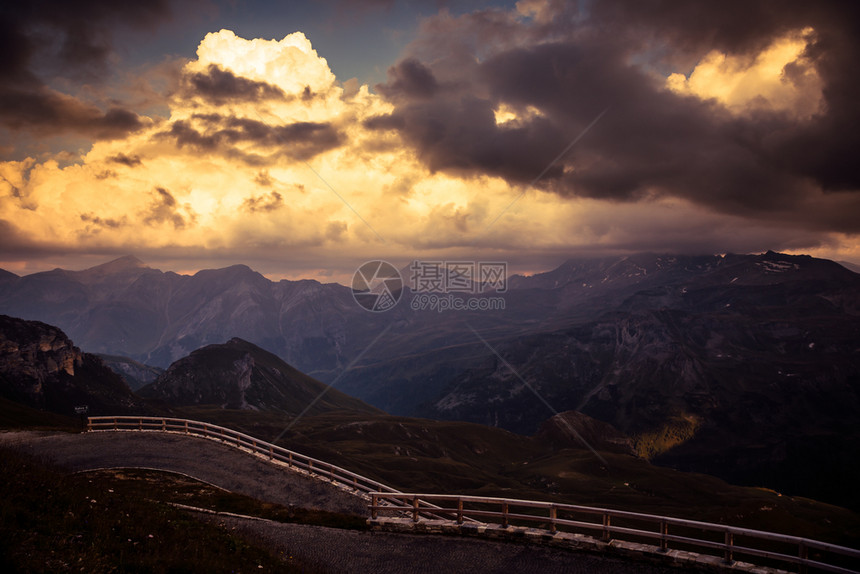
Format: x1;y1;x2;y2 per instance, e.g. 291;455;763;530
88;415;400;495
86;415;458;521
370;493;860;574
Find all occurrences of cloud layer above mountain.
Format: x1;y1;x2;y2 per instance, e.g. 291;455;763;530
0;0;858;279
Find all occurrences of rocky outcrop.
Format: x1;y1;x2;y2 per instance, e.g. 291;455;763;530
0;315;146;415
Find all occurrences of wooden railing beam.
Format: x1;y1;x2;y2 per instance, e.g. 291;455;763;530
366;491;860;574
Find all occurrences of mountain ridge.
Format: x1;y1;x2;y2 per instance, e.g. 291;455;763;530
139;337;381;416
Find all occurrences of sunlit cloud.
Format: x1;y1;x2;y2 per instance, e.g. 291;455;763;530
666;28;823;118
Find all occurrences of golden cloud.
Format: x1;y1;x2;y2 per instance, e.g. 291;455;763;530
666;28;823;119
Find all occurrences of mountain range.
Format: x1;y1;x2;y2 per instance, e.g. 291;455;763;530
1;251;859;508
3;315;858;549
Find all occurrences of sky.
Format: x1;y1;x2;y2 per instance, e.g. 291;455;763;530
1;0;859;283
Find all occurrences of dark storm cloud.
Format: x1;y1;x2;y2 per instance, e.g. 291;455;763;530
589;0;858;59
588;0;860;193
3;1;171;71
254;170;273;187
0;88;145;139
183;64;287;104
242;191;283;213
162;114;343;162
107;153;143;167
372;1;860;232
80;212;127;229
0;219;52;256
143;186;188;229
376;58;439;99
0;0;173;137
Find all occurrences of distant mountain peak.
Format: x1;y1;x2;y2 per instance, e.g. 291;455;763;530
140;338;380;415
79;255;148;274
65;255;150;284
99;255;147;270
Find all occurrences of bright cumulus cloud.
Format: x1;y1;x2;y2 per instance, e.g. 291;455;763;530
666;28;823;118
0;30;551;277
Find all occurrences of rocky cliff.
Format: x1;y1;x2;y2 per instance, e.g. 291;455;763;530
0;315;146;415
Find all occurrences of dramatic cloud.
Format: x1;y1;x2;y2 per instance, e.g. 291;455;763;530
0;88;145;138
370;0;860;235
161;114;342;162
377;58;439;99
589;0;860;193
0;0;173;138
0;2;858;279
143;187;192;229
181;64;287;104
107;153;143;167
242;191;283;213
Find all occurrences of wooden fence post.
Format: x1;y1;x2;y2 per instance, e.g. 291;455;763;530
549;506;557;533
412;497;420;523
659;520;668;552
602;512;611;542
724;531;734;564
371;494;378;520
457;498;464;525
502;501;509;528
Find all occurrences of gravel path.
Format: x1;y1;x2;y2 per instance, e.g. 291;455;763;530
0;430;692;573
0;430;367;515
200;514;688;574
